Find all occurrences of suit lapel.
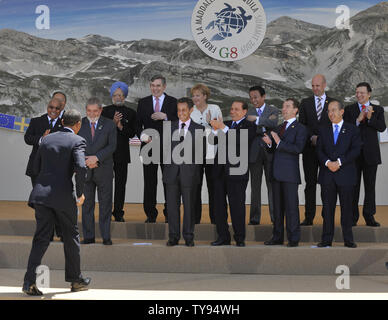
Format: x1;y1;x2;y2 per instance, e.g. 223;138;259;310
82;118;93;143
93;117;104;142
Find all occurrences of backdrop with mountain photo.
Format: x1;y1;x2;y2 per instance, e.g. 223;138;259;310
0;0;387;119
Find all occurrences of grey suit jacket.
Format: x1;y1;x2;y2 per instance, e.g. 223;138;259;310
247;104;280;163
78;116;117;180
162;120;205;187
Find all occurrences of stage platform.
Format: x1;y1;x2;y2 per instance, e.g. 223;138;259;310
0;201;388;277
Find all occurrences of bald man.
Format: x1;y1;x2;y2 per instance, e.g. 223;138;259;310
298;75;335;225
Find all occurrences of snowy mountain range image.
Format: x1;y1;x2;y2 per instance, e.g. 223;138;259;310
0;2;387;118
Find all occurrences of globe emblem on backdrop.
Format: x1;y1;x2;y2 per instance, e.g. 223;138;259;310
206;3;252;41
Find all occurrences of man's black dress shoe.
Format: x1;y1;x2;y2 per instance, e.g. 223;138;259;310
236;241;245;247
22;283;43;296
211;239;231;246
317;242;332;247
344;242;357;248
185;240;195;247
71;277;91;292
114;217;125;222
264;239;283;245
248;221;260;225
145;218;156;223
287;241;299;247
365;218;380;227
81;238;95;244
300;219;313;226
103;239;113;245
166;239;179;246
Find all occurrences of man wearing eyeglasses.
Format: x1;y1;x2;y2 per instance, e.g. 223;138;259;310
24;98;63;187
101;82;137;222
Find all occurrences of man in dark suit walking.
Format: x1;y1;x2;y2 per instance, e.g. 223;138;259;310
24;98;63;186
163;98;205;247
22;109;90;296
210;101;257;247
102;82;137;222
263;98;307;247
136;75;178;223
298;74;334;225
344;82;386;227
246;86;279;225
78;97;117;245
316;100;362;248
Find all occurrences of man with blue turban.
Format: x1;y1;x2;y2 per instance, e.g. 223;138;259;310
102;82;137;222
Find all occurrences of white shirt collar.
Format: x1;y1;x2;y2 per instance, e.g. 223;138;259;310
358;101;370;108
64;127;75;134
315;94;326;102
285;117;296;127
179;118;191;128
256;103;266;112
332;119;344;130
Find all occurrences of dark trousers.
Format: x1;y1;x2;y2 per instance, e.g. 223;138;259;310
24;204;81;284
321;184;354;243
220;179;248;243
113;161;128;218
82;169;113;241
302;147;322;222
166;180;196;242
272;180;300;243
353;156;378;223
249;154;274;224
30;176;62;239
194;164;215;224
143;163;167;221
213;175;229;241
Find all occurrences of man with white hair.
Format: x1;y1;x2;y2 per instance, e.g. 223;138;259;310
102;82;137;222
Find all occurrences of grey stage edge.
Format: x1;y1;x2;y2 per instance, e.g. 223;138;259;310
0;220;387;276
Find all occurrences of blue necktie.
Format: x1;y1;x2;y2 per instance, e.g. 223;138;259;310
334;124;339;145
257;108;262;117
231;121;237;129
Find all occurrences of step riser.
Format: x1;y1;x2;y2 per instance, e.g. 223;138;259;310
1;221;388;243
1;242;387;275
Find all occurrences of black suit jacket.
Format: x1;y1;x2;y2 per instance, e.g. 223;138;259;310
269;121;307;184
101;104;137;163
28;128;87;213
317;122;362;186
299;96;334;146
162;120;205;187
212;118;257;181
24;114;63;177
343;103;386;165
136;93;178;149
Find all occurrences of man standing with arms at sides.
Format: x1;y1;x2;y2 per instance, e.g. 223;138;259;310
316;100;361;248
136;75;178;223
246;86;279;225
299;74;334;226
163;98;205;247
22;109;90;296
78;97;117;245
263;99;307;247
344;82;386;226
102;82;137;222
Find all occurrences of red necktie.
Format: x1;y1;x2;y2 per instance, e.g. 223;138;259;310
361;105;367;123
155;98;160;113
279;121;288;138
91;122;95;139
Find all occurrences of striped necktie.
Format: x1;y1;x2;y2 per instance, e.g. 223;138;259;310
316;97;323;121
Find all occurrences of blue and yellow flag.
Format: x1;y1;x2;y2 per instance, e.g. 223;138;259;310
13;116;30;132
0;113;30;132
0;113;15;130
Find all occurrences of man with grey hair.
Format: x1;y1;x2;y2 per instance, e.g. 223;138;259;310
78;97;117;245
136;75;178;223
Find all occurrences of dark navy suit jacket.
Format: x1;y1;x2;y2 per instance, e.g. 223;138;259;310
270;120;307;184
317;122;362;186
